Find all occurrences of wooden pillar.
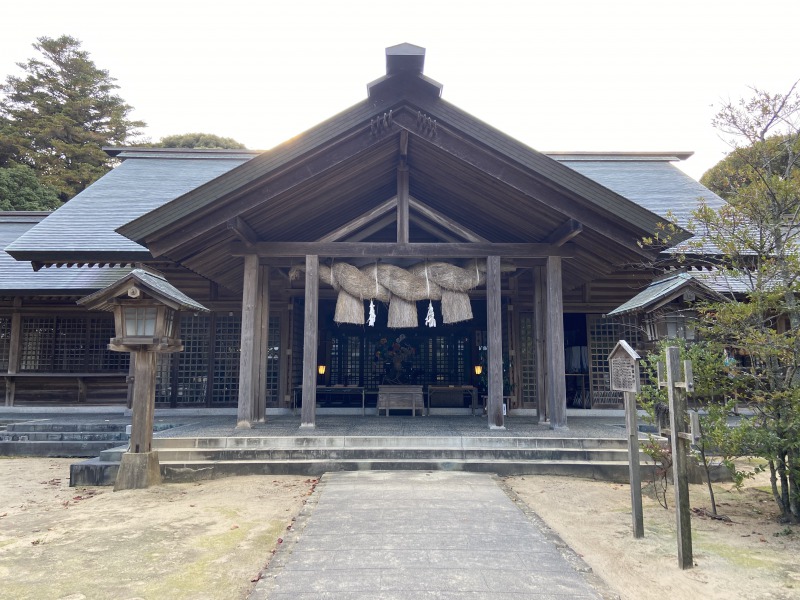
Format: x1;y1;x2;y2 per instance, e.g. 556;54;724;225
486;255;505;429
129;350;156;454
236;254;260;428
5;310;22;407
545;256;567;429
115;348;161;490
300;255;319;428
533;267;546;423
253;264;270;422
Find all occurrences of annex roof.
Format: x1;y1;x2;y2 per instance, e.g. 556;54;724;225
0;212;131;294
4;149;256;264
607;272;726;316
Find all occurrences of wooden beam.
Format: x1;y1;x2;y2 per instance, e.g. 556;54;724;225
546;218;583;246
226;216;260;248
230;241;575;259
409;215;460;242
397;166;409;243
486;255;505;429
143;124;390;258
392;113;658;259
545;256;567;428
409;197;488;243
5;311;21;406
399;129;409;159
346;214;396;242
300;255;319;428
317;197;397;242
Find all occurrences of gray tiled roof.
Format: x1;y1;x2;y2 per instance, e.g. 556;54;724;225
552;154;726;254
0;213;131;293
4;150;256;260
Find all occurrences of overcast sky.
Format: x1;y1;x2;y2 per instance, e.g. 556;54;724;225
2;0;798;180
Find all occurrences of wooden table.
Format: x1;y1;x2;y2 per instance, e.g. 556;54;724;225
377;385;424;416
427;385;479;415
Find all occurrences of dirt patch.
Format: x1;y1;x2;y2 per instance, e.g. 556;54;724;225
0;457;313;600
506;462;800;600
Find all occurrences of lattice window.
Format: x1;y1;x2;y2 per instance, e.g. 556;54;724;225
587;314;643;404
20;317;55;371
0;317;10;371
265;315;281;406
86;317;128;371
330;335;362;386
291;299;304;389
155;354;172;403
519;312;537;406
175;314;210;404
52;318;86;371
363;337;381;389
212;314;240;405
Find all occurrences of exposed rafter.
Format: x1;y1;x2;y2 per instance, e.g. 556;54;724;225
226;216;260;248
546;219;583;247
317;197;397;242
408;197;488;243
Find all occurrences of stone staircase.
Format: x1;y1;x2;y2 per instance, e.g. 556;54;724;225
70;435;658;486
0;419;129;458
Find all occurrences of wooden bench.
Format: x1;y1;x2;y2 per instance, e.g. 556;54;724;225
3;372;128;406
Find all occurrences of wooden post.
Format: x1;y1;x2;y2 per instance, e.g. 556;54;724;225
609;340;644;538
545;256;567;428
237;254;260;428
253;264;270;422
533;267;547;422
5;311;21;406
301;255;319;428
486;256;504;429
115;349;161;491
663;346;694;569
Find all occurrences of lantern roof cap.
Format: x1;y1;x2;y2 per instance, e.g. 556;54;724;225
78;268;209;313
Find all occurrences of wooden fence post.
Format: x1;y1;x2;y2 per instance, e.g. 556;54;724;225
659;346;694;569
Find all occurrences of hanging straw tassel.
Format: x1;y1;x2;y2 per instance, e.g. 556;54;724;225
424;262;436;327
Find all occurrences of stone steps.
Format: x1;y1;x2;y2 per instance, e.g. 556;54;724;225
70;435;658;486
0;421;129;457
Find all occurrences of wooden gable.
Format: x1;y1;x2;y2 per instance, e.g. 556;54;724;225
118;47;688;293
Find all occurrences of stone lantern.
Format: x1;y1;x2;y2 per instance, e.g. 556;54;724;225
79;268;208;490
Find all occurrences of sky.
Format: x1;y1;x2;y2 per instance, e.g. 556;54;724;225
1;0;798;180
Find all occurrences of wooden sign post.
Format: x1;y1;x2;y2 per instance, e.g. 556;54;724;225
658;346;695;569
608;340;644;539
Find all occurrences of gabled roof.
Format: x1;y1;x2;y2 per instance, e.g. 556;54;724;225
607;272;726;316
105;48;689;291
0;212;131;294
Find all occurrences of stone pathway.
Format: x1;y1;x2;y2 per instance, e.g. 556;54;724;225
250;471;609;599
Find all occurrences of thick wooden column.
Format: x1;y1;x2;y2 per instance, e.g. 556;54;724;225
533;267;547;423
300;255;319;428
545;256;567;428
253;264;270;422
236;254;261;428
486;255;505;429
4;309;21;406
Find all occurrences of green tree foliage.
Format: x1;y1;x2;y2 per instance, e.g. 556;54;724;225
155;132;246;149
693;81;800;522
0;163;60;211
0;35;145;204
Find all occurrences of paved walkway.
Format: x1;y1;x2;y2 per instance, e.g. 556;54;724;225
250;471;609;600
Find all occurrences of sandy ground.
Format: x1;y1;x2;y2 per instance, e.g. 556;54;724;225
1;457;798;600
0;458;313;600
506;463;800;600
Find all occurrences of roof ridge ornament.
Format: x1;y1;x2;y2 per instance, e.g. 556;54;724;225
416;111;437;136
370;110;394;137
